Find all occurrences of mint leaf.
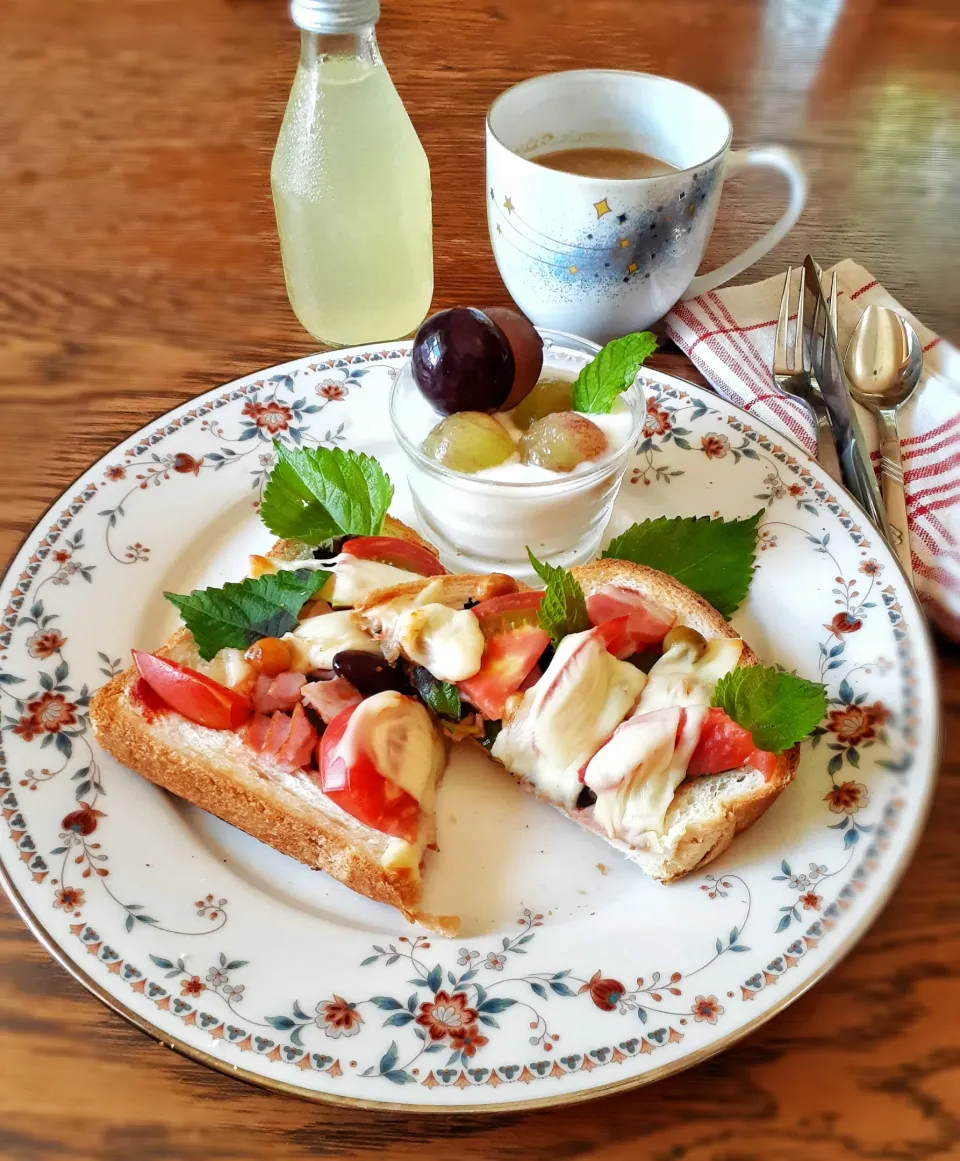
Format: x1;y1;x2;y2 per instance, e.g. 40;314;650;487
165;568;330;661
603;512;762;619
527;548;590;647
260;443;394;544
572;331;656;414
712;665;827;753
408;665;461;721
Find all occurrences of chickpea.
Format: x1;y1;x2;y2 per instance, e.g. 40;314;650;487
661;625;707;658
244;636;293;676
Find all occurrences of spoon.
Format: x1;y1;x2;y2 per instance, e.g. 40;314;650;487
844;305;923;581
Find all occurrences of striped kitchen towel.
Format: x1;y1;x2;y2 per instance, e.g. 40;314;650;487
665;259;960;637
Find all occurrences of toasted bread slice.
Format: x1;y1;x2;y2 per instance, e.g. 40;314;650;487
493;558;799;882
88;521;512;933
90;628;460;931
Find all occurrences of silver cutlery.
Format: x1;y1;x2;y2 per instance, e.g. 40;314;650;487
801;255;893;544
773;266;843;485
844;305;923;582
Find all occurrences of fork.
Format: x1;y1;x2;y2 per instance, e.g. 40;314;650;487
773;267;843;485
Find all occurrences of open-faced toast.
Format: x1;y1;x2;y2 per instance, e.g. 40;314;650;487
564;559;798;881
90;517;520;933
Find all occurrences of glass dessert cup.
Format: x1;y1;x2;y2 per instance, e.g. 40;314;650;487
389;329;646;581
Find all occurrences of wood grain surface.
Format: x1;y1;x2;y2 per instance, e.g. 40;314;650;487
1;0;958;1157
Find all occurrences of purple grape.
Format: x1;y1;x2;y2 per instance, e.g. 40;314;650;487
411;308;514;415
483;307;543;408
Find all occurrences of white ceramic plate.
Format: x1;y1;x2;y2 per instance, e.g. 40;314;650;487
0;342;937;1110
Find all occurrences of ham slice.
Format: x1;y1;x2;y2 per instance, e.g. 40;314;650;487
275;703;318;770
253;670;307;715
586;585;676;653
262;711;292;758
302;676;364;724
244;705;318;772
242;712;272;751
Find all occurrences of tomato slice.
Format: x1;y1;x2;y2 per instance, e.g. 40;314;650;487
341;536;446;577
746;748;779;781
587;585;676;657
470;590;544;637
318;703;421;843
594;615;634;659
132;650;251;731
471;591;544;620
687;707;756;776
459;624;549;720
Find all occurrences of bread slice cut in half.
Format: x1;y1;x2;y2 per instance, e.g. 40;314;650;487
91;627;447;925
89;517;514;933
486;558;799;882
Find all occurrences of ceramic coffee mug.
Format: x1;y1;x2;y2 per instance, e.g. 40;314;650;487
486;70;806;342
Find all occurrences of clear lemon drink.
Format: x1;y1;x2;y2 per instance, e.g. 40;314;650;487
271;0;434;345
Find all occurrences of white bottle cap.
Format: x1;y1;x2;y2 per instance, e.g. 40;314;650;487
291;0;380;32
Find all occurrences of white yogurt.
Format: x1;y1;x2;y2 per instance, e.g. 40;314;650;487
389;332;645;580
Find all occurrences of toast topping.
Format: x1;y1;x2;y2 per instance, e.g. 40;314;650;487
491;627;645;811
286;609;382;672
586;705;707;841
330;555;424;607
637;637;743;713
395;603;485;683
206;647;254;691
337;691;444;810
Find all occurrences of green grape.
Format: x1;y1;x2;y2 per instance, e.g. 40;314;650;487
508;378;574;431
423;411;516;474
518;412;608;472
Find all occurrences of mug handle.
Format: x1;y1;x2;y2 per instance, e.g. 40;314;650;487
683;146;808;299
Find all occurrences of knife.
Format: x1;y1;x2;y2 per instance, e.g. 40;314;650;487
802;256;893;543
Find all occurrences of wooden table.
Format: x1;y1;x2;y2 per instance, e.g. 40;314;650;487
1;0;958;1156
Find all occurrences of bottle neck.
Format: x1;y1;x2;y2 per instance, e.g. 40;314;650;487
299;24;379;69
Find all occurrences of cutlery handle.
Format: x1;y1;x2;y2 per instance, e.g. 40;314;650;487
876;408;914;582
839;439;892;542
808;397;844;486
684;148;807;297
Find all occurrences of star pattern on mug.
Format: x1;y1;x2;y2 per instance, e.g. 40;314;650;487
503;196;515;213
593;198;611;218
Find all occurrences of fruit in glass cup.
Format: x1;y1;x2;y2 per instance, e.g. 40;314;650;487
411;306;543;416
422;411;516;473
518;412;608;472
509;378;574;431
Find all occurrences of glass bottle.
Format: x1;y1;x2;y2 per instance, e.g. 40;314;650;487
271;0;434;345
